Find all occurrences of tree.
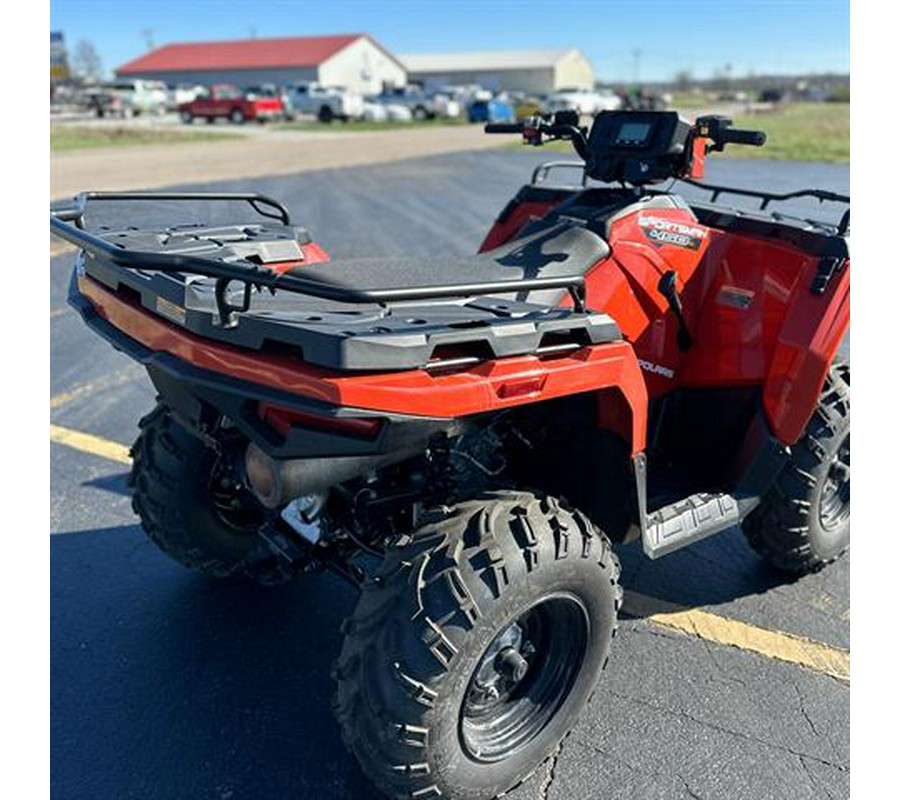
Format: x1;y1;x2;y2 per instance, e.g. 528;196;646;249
72;40;103;82
673;70;694;92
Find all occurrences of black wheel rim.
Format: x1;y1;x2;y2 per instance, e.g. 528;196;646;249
459;593;589;763
819;433;850;530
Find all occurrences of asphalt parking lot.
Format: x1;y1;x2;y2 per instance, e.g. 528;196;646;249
50;150;850;800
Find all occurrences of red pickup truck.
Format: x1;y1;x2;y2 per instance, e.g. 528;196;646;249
178;84;284;124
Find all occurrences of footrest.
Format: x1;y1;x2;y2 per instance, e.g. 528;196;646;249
643;493;740;559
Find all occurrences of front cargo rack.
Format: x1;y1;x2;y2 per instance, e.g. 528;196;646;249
529;159;851;232
676;177;850;236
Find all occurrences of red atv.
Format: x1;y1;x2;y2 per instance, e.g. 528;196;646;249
50;109;849;800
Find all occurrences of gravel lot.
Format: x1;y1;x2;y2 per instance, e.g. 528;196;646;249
50;122;503;200
51;150;850;800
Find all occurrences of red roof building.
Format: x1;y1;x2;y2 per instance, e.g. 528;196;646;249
116;34;407;94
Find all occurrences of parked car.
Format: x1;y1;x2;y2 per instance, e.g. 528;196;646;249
81;80;169;118
113;79;169;116
243;84;295;120
543;87;622;116
384;103;413;122
509;94;544;121
178;84;284;124
372;87;433;120
618;87;668;112
374;86;460;120
286;82;364;122
166;84;205;111
428;91;462;119
437;84;492;106
361;100;389;122
79;85;121;118
467;98;515;124
759;88;786;104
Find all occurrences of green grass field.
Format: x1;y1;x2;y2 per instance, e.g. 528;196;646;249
276;117;469;133
50;126;244;152
513;102;849;163
724;103;849;162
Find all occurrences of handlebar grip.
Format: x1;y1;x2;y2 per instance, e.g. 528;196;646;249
722;128;767;147
484;123;523;134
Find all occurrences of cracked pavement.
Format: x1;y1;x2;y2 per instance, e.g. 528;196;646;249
51;151;849;799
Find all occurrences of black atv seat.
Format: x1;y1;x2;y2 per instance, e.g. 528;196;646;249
285;220;610;307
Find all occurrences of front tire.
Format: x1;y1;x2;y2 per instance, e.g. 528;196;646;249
129;405;268;579
334;491;621;800
743;363;850;573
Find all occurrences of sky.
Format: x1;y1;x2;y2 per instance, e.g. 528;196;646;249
50;0;850;82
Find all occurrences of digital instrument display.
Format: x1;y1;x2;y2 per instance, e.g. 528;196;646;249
586;111;691;184
614;121;653;147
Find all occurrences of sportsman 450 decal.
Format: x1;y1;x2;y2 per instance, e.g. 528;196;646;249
638;215;707;250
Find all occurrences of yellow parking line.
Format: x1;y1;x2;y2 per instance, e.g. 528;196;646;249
50;368;141;410
50;423;132;465
51;240;76;257
48;422;850;681
623;591;850;682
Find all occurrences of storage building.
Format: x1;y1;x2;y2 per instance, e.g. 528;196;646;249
400;48;594;94
116;34;407;94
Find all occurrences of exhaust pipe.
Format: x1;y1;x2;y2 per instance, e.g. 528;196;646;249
244;442;419;509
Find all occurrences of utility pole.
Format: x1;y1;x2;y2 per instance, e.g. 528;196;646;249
140;28;154;51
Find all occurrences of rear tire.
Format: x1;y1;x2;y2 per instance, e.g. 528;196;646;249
742;363;850;574
317;105;334;123
180;110;193;124
334;491;621;800
229;108;245;124
129;405;271;580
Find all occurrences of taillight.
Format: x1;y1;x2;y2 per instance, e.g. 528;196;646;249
258;402;383;440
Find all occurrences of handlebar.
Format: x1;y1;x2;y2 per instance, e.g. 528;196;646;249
484;122;524;134
694;115;766;151
484;114;590;160
719;127;767;147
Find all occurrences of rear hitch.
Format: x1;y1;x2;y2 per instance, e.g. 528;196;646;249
238;521;313;586
240;517;369;590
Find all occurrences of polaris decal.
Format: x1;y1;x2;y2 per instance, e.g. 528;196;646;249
638;216;707;250
637;359;675;379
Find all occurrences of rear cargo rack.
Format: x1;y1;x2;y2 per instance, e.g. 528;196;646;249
52;190;293;227
51;191;589;326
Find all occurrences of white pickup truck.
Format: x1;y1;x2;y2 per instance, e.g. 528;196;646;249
286;82;364;122
543;87;623;116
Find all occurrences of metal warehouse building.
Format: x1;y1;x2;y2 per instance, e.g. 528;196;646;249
400;49;594;94
116;34;407;94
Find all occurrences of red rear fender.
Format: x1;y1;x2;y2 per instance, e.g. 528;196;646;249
78;274;650;454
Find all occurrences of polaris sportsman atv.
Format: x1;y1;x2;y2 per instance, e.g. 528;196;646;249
50;109;850;800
